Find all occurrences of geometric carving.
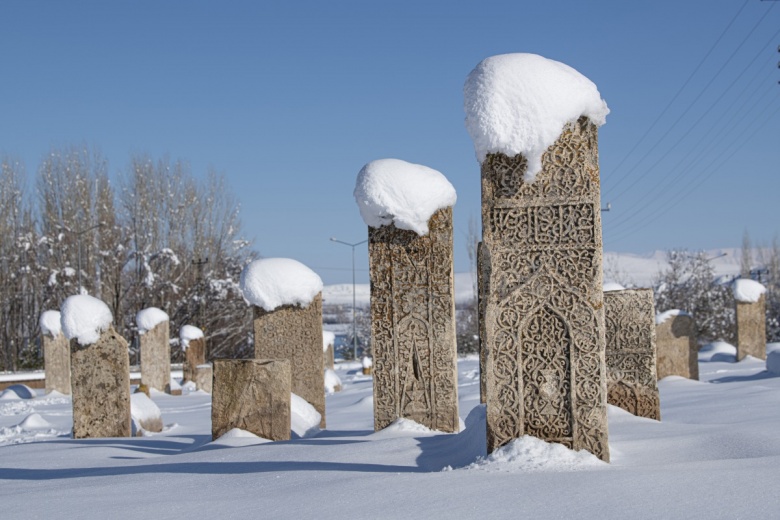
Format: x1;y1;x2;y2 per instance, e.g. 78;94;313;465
253;295;325;428
655;313;698;380
140;320;171;393
212;359;291;441
70;326;131;438
368;207;459;433
604;289;661;420
43;332;71;395
481;117;609;461
735;295;766;361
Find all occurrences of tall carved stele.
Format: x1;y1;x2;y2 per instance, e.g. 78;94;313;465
70;326;131;438
253;295;326;428
43;331;71;395
604;289;661;420
481;117;609;461
369;207;459;433
140;321;171;393
735;295;766;361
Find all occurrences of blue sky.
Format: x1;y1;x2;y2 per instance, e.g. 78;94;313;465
1;0;778;284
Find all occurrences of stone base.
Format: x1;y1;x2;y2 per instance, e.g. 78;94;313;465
212;359;291;441
71;326;131;438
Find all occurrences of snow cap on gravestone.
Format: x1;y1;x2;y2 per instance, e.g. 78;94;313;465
732;278;766;304
40;310;62;338
136;307;169;335
239;257;323;312
60;294;113;346
464;52;609;182
179;324;203;351
353;158;457;236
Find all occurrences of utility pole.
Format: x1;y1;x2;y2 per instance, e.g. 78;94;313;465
330;237;367;361
192;256;209;327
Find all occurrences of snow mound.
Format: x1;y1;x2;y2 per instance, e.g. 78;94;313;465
39;310;62;337
322;330;335;352
354;158;457;236
219;428;261;439
699;341;737;362
0;384;36;400
324;369;342;394
19;413;52;429
136;307;169;334
60;294;113;345
466;435;607;472
767;351;780;375
732;278;766;303
131;393;163;434
379;418;438;436
464;53;609;181
179;325;203;351
291;393;321;438
603;282;625;292
655;309;690;325
362;356;373;369
240;258;323;312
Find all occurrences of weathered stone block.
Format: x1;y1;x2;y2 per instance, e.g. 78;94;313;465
212;359;291;441
140;320;171;393
323;339;335;371
43;332;71;395
478;240;487;405
656;313;698;380
604;289;661;420
481;118;609;461
195;363;213;393
253;295;325;428
183;337;206;383
70;326;131;438
736;295;766;361
368;207;459;433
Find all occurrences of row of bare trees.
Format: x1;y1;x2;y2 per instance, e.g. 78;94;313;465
0;146;255;372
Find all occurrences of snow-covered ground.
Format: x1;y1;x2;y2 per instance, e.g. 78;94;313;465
1;346;779;519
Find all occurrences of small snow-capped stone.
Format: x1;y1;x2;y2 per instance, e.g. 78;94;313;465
732;278;766;303
322;330;336;352
39;310;62;338
60;294;113;346
136;307;169;334
180;325;204;351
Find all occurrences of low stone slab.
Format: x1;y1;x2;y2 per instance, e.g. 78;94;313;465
44;332;71;395
71;326;131;438
656;312;698;380
183;337;206;383
604;289;661;420
140;320;171;393
212;359;291;441
736;295;766;361
195;364;213;393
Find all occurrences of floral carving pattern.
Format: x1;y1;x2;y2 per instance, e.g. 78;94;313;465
369;207;459;433
604;289;661;420
481;117;609;461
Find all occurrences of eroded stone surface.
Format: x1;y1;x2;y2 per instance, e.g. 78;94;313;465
70;326;131;438
324;344;335;371
368;207;459;433
604;289;660;420
212;359;291;441
140;321;171;393
481;118;609;461
736;295;766;361
253;295;325;428
183;337;206;383
478;240;487;405
44;332;71;395
656;314;698;380
195;364;213;393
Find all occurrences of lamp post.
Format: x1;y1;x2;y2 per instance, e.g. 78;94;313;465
75;223;102;295
330;237;367;361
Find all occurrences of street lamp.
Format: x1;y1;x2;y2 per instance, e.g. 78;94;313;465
75;223;102;294
329;237;367;361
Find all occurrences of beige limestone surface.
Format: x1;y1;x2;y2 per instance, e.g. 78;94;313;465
736;295;766;361
44;332;71;395
140;320;171;393
480;118;609;461
211;359;291;441
183;337;206;383
368;207;459;433
195;364;213;393
656;314;698;380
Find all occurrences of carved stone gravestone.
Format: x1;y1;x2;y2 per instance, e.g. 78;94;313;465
183;337;206;384
736;295;766;361
481;118;610;461
655;312;698;380
478;241;487;404
43;332;71;395
71;326;131;438
253;296;325;428
212;359;291;441
140;320;171;393
604;289;661;420
368;207;459;433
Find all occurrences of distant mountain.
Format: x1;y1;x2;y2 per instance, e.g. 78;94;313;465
322;249;748;306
